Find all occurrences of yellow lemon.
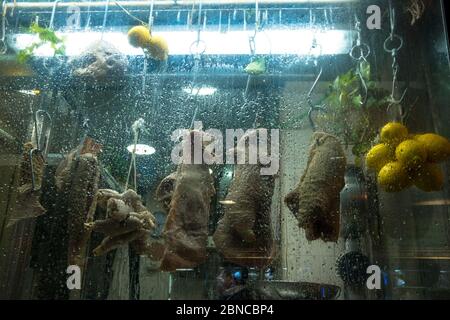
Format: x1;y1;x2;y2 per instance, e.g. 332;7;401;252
148;35;169;61
380;122;409;146
414;163;445;192
415;133;450;163
377;162;411;192
366;144;394;173
128;26;151;48
395;139;427;169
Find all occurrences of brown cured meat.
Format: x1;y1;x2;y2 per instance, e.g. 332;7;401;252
85;189;155;256
155;172;177;212
153;130;215;271
284;132;346;242
213;130;276;268
55;137;101;269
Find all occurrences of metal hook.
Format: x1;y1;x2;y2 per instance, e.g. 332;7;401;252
189;0;206;56
84;0;92;30
29;148;43;191
34;110;52;155
49;0;60;30
255;0;259;29
384;0;407;122
388;0;396;35
30;109;52;192
248;0;259;55
218;10;222;32
101;0;110;39
148;0;155;28
356;64;368;107
307;67;325;132
349;15;370;108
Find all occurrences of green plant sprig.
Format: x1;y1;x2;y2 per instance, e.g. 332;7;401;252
318;61;391;157
17;22;66;64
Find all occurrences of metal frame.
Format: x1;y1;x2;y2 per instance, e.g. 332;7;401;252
4;0;359;10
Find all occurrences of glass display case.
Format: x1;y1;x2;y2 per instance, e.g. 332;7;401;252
0;0;449;300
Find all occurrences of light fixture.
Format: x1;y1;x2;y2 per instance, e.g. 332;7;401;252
175;268;194;272
183;86;217;96
17;89;40;95
413;199;450;206
219;200;236;205
12;28;352;56
126;144;155;155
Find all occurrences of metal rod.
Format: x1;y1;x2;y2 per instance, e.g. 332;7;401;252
49;0;60;29
4;0;358;10
0;127;18;145
307;66;325;132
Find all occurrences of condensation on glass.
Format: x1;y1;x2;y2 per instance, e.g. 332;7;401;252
0;0;449;300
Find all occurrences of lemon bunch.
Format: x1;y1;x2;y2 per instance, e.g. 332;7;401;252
127;26;169;61
365;122;450;192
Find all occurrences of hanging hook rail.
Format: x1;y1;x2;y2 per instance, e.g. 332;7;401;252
0;0;7;54
349;15;370;108
307;66;325;132
384;0;407;122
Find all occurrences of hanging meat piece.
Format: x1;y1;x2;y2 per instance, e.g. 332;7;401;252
155;172;177;212
148;130;215;271
55;137;102;270
93;228;149;257
85;189;156;256
8;142;46;227
213;129;276;268
284;132;346;242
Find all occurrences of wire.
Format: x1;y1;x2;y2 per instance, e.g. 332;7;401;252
115;1;148;26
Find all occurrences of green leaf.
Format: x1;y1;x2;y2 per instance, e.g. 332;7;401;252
17;21;65;64
360;61;371;80
244;57;266;75
322;63;391;148
352;94;362;107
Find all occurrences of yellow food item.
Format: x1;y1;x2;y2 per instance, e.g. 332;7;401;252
377;162;411;192
395;139;427;169
415;133;450;163
128;26;152;48
380;122;409;146
366;144;394;173
414;163;445;192
148;35;169;61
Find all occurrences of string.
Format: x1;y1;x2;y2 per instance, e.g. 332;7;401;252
125;118;145;191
